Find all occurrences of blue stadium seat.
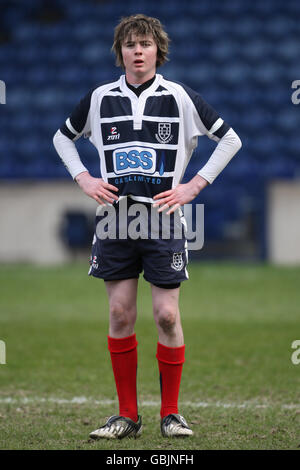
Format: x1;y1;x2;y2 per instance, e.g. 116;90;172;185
264;157;295;179
175;44;204;64
230;17;263;39
221;63;251;85
0;0;298;265
4;87;32;108
263;86;290;108
240;40;271;63
276;38;300;61
2;6;30;29
217;0;249;15
274;107;300;133
72;21;103;42
188;1;214;15
55;66;89;85
60;210;93;249
204;211;226;241
288;137;300;160
238;107;274;134
36;24;69;44
16;43;46;64
167;19;198;39
29;88;61;110
252;61;284;85
25;65;56;85
155;0;187;17
263;15;296;38
251;134;284;161
227;156;257;180
63;2;93;20
46;44;77;64
210;41;239;63
12;23;41;43
245;0;277;16
198;18;229;39
80;43;111;64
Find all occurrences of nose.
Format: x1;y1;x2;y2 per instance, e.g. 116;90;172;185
134;44;142;54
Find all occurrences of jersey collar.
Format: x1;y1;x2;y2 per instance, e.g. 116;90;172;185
120;74;161;100
125;75;156;97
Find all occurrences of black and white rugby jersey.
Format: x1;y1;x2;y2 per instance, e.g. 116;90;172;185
58;73;236;203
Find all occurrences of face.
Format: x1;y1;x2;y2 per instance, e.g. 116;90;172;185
121;33;158;84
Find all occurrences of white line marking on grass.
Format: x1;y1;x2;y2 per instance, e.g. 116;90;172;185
0;396;299;409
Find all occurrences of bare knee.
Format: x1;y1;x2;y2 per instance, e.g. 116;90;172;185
109;301;136;335
155;306;177;334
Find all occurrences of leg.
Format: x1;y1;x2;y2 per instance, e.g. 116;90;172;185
105;279;139;422
151;284;193;436
151;284;183;347
151;285;186;419
89;278;142;439
105;278;138;337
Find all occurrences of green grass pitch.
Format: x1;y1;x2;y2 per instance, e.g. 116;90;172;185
0;262;300;450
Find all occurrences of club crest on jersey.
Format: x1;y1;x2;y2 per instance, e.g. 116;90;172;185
107;126;120;141
171;252;184;271
155;122;173;144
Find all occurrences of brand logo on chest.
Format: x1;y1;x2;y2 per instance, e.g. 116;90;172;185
107;126;120;140
113;146;156;175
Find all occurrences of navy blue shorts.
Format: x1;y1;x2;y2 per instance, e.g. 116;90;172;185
88;199;189;286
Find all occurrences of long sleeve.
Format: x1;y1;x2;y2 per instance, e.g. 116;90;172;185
53;129;88;180
53;86;96;179
197;128;242;184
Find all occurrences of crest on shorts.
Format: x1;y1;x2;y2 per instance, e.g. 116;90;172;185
171;252;184;271
155;122;173;144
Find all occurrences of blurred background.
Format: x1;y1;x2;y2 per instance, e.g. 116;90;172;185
0;0;300;265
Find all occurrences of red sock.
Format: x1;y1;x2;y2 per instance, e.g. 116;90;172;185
108;334;138;422
156;342;185;419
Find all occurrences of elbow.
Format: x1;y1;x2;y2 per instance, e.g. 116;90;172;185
227;128;242;154
235;134;242;152
53;129;60;148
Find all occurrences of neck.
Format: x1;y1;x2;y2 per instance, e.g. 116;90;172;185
125;72;156;85
125;75;156;98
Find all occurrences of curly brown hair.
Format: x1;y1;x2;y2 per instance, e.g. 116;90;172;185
112;14;170;68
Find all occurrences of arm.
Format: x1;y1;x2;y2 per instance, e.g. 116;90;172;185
53;129;119;205
75;171;119;205
197;128;242;184
153;128;242;214
53;86;119;205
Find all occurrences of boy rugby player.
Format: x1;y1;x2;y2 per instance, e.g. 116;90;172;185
53;14;241;439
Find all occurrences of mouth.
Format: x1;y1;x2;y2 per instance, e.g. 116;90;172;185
134;60;144;66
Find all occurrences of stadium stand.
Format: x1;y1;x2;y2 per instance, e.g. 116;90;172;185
0;0;299;259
